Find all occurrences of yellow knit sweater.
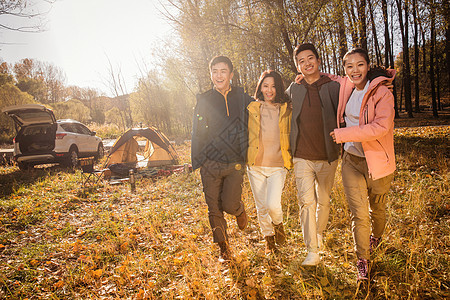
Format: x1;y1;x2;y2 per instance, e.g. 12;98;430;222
247;101;293;169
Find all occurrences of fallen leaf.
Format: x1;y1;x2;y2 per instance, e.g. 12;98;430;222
30;259;39;267
245;278;255;287
136;289;145;299
320;276;329;286
92;269;103;278
246;288;258;300
53;280;64;289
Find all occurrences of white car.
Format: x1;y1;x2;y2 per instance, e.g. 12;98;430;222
2;104;104;170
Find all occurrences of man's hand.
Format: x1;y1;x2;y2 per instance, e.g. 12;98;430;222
330;131;336;143
386;82;394;92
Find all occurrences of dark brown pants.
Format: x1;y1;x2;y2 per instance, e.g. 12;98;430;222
200;160;245;243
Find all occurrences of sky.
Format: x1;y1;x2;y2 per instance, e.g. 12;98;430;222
0;0;173;96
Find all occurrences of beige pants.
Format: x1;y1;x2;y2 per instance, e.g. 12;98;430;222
294;158;338;253
341;152;393;259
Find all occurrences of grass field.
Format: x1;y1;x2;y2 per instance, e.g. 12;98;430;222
0;125;448;299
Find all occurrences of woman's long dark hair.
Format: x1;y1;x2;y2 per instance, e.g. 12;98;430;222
254;70;288;103
343;48;391;81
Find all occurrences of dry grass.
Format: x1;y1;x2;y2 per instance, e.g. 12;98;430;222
0;125;448;299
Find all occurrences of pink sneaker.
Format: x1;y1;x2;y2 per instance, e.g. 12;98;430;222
357;258;369;280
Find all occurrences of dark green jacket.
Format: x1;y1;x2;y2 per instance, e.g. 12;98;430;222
191;86;253;170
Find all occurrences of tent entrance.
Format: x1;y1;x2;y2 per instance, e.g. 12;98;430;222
107;127;179;169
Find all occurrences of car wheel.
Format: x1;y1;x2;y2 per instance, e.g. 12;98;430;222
95;143;104;160
18;162;33;171
65;147;79;169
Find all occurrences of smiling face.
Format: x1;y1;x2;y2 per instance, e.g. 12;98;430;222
344;53;369;90
260;76;276;103
296;49;320;79
210;62;233;94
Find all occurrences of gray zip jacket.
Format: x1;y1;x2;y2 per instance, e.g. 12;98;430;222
286;80;340;163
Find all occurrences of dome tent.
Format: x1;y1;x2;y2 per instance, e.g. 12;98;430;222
107;127;179;168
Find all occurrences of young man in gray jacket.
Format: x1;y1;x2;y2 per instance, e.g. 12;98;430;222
286;43;340;266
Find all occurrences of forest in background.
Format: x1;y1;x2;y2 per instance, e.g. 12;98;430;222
0;0;449;143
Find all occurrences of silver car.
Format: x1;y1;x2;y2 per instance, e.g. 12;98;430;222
2;104;104;170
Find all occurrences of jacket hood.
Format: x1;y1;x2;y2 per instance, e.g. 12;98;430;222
366;71;395;95
300;75;331;89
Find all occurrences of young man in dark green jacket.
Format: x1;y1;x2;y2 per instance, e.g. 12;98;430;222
191;56;253;262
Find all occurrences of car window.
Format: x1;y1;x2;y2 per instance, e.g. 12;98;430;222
60;123;76;133
23;124;52;135
74;124;91;135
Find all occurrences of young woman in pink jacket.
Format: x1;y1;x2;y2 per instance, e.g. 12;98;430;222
330;48;396;281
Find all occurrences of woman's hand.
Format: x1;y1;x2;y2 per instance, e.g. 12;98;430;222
330;131;336;143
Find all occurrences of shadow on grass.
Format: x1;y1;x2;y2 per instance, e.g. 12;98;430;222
394;135;449;173
225;252;356;299
0;164;73;198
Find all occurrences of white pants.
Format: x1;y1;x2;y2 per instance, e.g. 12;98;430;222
247;166;288;237
294;158;337;252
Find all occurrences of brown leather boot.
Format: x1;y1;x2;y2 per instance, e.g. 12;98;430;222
265;235;278;254
236;210;248;230
273;222;286;245
218;241;232;262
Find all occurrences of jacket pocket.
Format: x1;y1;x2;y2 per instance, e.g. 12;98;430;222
375;139;389;163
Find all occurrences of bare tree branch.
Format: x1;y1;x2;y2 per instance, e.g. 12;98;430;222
0;0;55;33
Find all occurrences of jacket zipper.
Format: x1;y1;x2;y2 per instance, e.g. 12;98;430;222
225;96;229;117
364;105;368;124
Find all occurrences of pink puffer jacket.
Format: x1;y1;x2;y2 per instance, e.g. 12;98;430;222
333;73;396;180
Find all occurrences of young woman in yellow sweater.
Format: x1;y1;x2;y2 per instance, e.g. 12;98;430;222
247;70;293;253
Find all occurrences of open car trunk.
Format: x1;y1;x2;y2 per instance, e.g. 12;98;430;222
2;104;57;155
16;123;57;154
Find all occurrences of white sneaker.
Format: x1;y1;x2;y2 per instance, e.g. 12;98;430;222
302;252;320;266
317;233;324;252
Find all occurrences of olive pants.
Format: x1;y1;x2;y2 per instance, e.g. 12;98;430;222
342;152;394;260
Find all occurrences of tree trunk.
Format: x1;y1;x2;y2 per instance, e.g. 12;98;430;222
272;0;296;73
381;0;392;68
418;10;427;73
357;0;368;50
444;1;450;90
368;0;381;65
335;1;348;61
345;0;359;47
436;55;441;110
430;1;438;118
389;1;399;118
399;79;403;112
446;25;450;95
412;0;420;112
396;0;413;118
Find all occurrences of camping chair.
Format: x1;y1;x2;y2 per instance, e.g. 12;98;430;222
79;157;107;187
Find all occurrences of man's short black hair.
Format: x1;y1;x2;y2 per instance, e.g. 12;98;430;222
293;43;320;66
209;55;234;73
